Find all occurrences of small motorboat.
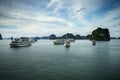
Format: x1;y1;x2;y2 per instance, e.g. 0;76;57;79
64;40;70;47
92;40;96;45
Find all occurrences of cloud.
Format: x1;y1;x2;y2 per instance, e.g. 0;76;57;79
0;0;120;37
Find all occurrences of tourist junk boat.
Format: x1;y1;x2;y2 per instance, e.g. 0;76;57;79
10;37;31;47
53;39;64;45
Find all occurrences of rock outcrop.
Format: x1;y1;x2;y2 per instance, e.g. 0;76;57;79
91;27;110;41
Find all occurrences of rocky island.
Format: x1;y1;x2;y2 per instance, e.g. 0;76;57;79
91;27;110;41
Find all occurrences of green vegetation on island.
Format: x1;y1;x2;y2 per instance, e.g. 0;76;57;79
91;27;110;41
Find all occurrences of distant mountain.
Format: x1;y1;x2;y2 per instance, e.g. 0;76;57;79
49;33;92;40
91;27;110;41
40;36;49;39
0;33;2;40
31;36;49;39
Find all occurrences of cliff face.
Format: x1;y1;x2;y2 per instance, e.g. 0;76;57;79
0;33;2;40
91;27;110;41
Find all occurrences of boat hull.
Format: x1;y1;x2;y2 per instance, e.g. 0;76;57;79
64;43;70;47
54;42;64;45
10;43;31;47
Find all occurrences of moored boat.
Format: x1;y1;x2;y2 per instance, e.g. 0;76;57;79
64;40;70;47
64;34;71;47
10;37;31;47
53;39;64;45
92;40;96;45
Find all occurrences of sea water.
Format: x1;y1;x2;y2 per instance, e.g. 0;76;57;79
0;40;120;80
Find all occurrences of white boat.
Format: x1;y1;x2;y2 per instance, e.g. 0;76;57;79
64;34;71;47
64;40;70;47
10;37;31;47
92;40;96;45
53;39;64;45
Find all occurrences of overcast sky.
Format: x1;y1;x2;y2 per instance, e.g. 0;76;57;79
0;0;120;38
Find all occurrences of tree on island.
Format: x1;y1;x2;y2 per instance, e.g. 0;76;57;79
91;27;110;41
0;33;2;40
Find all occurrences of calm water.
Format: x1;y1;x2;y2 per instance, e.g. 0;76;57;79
0;40;120;80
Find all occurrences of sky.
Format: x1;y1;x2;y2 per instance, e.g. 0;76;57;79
0;0;120;38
